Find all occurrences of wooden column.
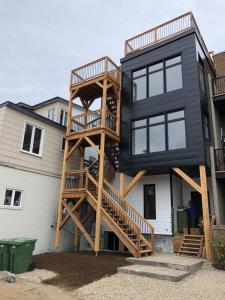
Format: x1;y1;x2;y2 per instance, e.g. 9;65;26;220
94;132;105;253
120;172;125;197
199;165;212;261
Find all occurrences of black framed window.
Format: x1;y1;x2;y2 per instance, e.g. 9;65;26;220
198;57;205;93
132;55;182;101
131;119;147;155
203;114;209;140
132;68;147;101
167;110;186;150
131;109;186;155
149;115;166;153
165;56;182;92
144;184;156;219
148;62;164;97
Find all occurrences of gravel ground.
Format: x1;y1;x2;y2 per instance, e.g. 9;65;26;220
72;262;225;300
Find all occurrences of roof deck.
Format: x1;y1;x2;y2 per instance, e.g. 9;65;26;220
124;12;208;57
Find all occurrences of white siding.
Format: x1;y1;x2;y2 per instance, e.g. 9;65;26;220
0;165;74;254
111;172;172;235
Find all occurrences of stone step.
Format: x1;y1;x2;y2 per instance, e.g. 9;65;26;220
126;253;203;273
117;264;190;282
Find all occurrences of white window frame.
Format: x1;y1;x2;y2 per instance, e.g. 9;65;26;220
47;108;55;121
3;188;23;209
60;109;68;126
21;122;45;157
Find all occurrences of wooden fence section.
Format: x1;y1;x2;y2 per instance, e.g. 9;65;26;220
71;56;121;86
124;12;208;56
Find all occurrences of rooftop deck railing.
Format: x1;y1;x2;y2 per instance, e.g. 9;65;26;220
124;12;208;56
214;76;225;96
71;56;121;86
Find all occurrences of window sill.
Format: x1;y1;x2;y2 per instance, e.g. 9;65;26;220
20;150;43;158
1;205;22;210
131;147;187;157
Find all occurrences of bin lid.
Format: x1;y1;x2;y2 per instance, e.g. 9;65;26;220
9;238;37;245
0;238;15;244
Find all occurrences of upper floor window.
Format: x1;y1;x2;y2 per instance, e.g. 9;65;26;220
132;55;182;101
47;108;55;121
60;109;68;126
22;123;44;156
203;114;209;140
198;57;205;93
131;109;186;155
61;136;66;151
4;189;22;208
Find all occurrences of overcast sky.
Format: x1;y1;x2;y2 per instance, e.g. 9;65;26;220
0;0;225;105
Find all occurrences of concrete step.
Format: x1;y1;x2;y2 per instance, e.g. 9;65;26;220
126;253;203;273
118;264;190;282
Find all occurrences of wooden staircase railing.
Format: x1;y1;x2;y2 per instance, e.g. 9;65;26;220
86;173;153;257
103;179;154;249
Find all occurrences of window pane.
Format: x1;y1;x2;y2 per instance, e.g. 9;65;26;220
149;70;164;97
61;137;66;151
22;124;33;152
149;115;165;125
168;120;186;150
48;108;55;121
149;62;163;72
167;110;184;121
60;110;64;125
144;185;156;219
166;56;181;67
149;124;165;153
13;191;22;207
133;68;146;78
132;119;147;128
64;112;68;126
166;64;182;92
132;128;147;155
4;190;12;206
32;127;42;154
133;76;147;101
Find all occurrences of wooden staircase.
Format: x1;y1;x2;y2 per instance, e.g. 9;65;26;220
179;235;204;258
55;56;154;258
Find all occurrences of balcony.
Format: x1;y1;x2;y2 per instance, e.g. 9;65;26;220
214;76;225;97
124;12;208;56
70;108;117;136
70;56;121;88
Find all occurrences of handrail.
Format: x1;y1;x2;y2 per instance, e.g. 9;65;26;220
71;56;121;86
103;179;154;244
214;76;225;96
124;12;209;57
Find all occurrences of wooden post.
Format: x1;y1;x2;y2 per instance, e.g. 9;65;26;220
101;79;108;129
199;165;212;261
94;132;106;253
120;172;125;197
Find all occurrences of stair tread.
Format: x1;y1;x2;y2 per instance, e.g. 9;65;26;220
180;250;199;254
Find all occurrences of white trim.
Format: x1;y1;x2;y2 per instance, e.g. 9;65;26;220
20;121;45;157
2;188;23;210
47;108;55;121
60;109;68;126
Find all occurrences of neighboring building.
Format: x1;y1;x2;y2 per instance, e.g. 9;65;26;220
0;97;96;254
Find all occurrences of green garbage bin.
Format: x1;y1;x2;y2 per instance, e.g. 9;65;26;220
0;239;12;271
8;238;37;274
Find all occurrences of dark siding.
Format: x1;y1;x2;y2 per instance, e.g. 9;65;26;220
119;32;206;175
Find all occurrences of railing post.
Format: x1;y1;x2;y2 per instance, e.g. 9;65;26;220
137;228;141;258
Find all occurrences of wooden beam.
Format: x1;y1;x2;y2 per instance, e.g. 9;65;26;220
123;170;146;197
62;200;94;250
59;195;85;229
94;132;105;252
173;167;202;194
84;136;100;154
66;137;83;161
199;165;212;261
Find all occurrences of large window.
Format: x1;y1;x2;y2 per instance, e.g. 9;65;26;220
132;55;182;101
144;184;156;219
203;114;209;140
132;69;147;101
198;57;205;93
4;189;22;208
47;108;55;121
131;109;186;155
22;123;44;156
131;119;147;155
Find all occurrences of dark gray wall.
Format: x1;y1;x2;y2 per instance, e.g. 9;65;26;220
119;31;206;176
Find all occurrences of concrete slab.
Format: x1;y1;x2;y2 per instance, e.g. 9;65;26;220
118;264;190;282
126;252;203;273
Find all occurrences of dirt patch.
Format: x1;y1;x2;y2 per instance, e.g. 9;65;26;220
34;252;129;290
